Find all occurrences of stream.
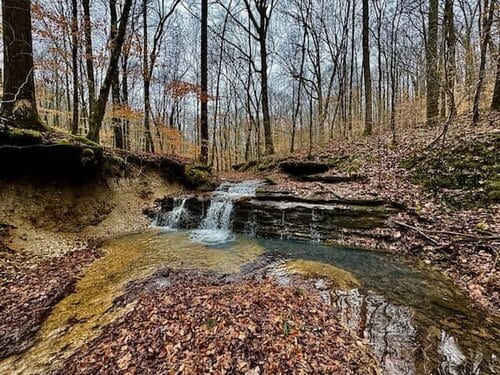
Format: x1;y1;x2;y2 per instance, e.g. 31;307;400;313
1;181;498;374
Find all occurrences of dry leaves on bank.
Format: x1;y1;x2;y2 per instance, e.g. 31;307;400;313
59;277;378;374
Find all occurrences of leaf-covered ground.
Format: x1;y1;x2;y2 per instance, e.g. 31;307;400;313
0;242;102;358
57;273;379;374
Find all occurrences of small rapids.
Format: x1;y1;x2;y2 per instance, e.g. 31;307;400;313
154;197;187;230
189;180;263;245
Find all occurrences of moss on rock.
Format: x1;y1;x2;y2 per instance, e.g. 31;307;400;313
0;126;43;146
403;132;500;208
284;259;361;290
183;165;217;190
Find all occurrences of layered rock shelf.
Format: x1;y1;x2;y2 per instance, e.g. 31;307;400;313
154;188;399;243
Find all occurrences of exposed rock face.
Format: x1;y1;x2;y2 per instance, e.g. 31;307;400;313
232;198;396;242
279;161;330;175
156;196;210;229
154;190;398;244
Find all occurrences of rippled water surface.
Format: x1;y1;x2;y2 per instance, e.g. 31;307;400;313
1;230;498;374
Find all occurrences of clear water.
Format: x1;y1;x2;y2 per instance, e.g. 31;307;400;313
2;177;498;374
259;238;500;374
0;231;264;374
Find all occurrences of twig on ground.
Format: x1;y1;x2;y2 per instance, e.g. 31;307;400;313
392;220;440;245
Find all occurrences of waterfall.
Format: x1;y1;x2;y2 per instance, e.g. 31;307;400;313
190;180;262;245
310;207;321;242
154;198;187;230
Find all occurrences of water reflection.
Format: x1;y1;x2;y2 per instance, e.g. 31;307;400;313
262;238;499;375
1;230;497;375
325;287;499;375
332;289;417;374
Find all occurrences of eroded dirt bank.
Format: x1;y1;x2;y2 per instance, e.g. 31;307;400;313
0;151;187;359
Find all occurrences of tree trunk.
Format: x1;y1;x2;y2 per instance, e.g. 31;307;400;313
87;0;132;142
444;0;457;120
82;0;96;133
1;0;45;130
142;0;154;153
260;35;274;155
200;0;209;164
426;0;439;126
472;0;495;125
491;48;500;111
362;0;373;136
110;0;123;149
70;0;79;134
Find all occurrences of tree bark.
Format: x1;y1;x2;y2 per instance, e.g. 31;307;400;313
444;0;457;120
142;0;154;153
426;0;439;126
82;0;96;133
243;0;274;155
1;0;45;130
200;0;209;164
260;22;274;155
362;0;373;136
491;47;500;111
87;0;132;142
110;0;123;149
472;0;495;125
70;0;79;134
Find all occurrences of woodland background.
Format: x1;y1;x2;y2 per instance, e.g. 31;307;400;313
5;0;499;170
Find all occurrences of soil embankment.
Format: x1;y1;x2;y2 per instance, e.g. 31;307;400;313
0;126;213;359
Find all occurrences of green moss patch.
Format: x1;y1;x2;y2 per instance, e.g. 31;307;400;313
183;165;216;190
403;132;500;208
0;126;43;146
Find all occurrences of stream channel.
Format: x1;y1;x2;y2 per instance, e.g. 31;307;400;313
1;181;498;374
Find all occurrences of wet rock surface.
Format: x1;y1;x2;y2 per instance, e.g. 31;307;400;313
154;188;398;243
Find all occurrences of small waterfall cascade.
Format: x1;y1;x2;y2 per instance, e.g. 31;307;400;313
310;208;321;242
154;198;187;230
190;180;262;245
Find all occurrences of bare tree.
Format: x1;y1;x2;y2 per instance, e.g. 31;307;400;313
492;44;500;110
200;0;209;164
142;0;181;153
472;0;496;125
87;0;133;142
82;0;96;134
1;0;45;130
444;0;457;120
243;0;276;155
70;0;79;134
362;0;373;135
426;0;439;126
111;0;124;148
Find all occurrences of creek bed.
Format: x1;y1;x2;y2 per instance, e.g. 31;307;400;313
1;229;498;374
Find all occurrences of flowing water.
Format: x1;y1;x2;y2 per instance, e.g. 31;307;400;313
189;180;263;244
154;197;187;230
1;181;498;374
0;231;264;374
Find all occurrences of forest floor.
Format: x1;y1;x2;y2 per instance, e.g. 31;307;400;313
227;112;500;313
